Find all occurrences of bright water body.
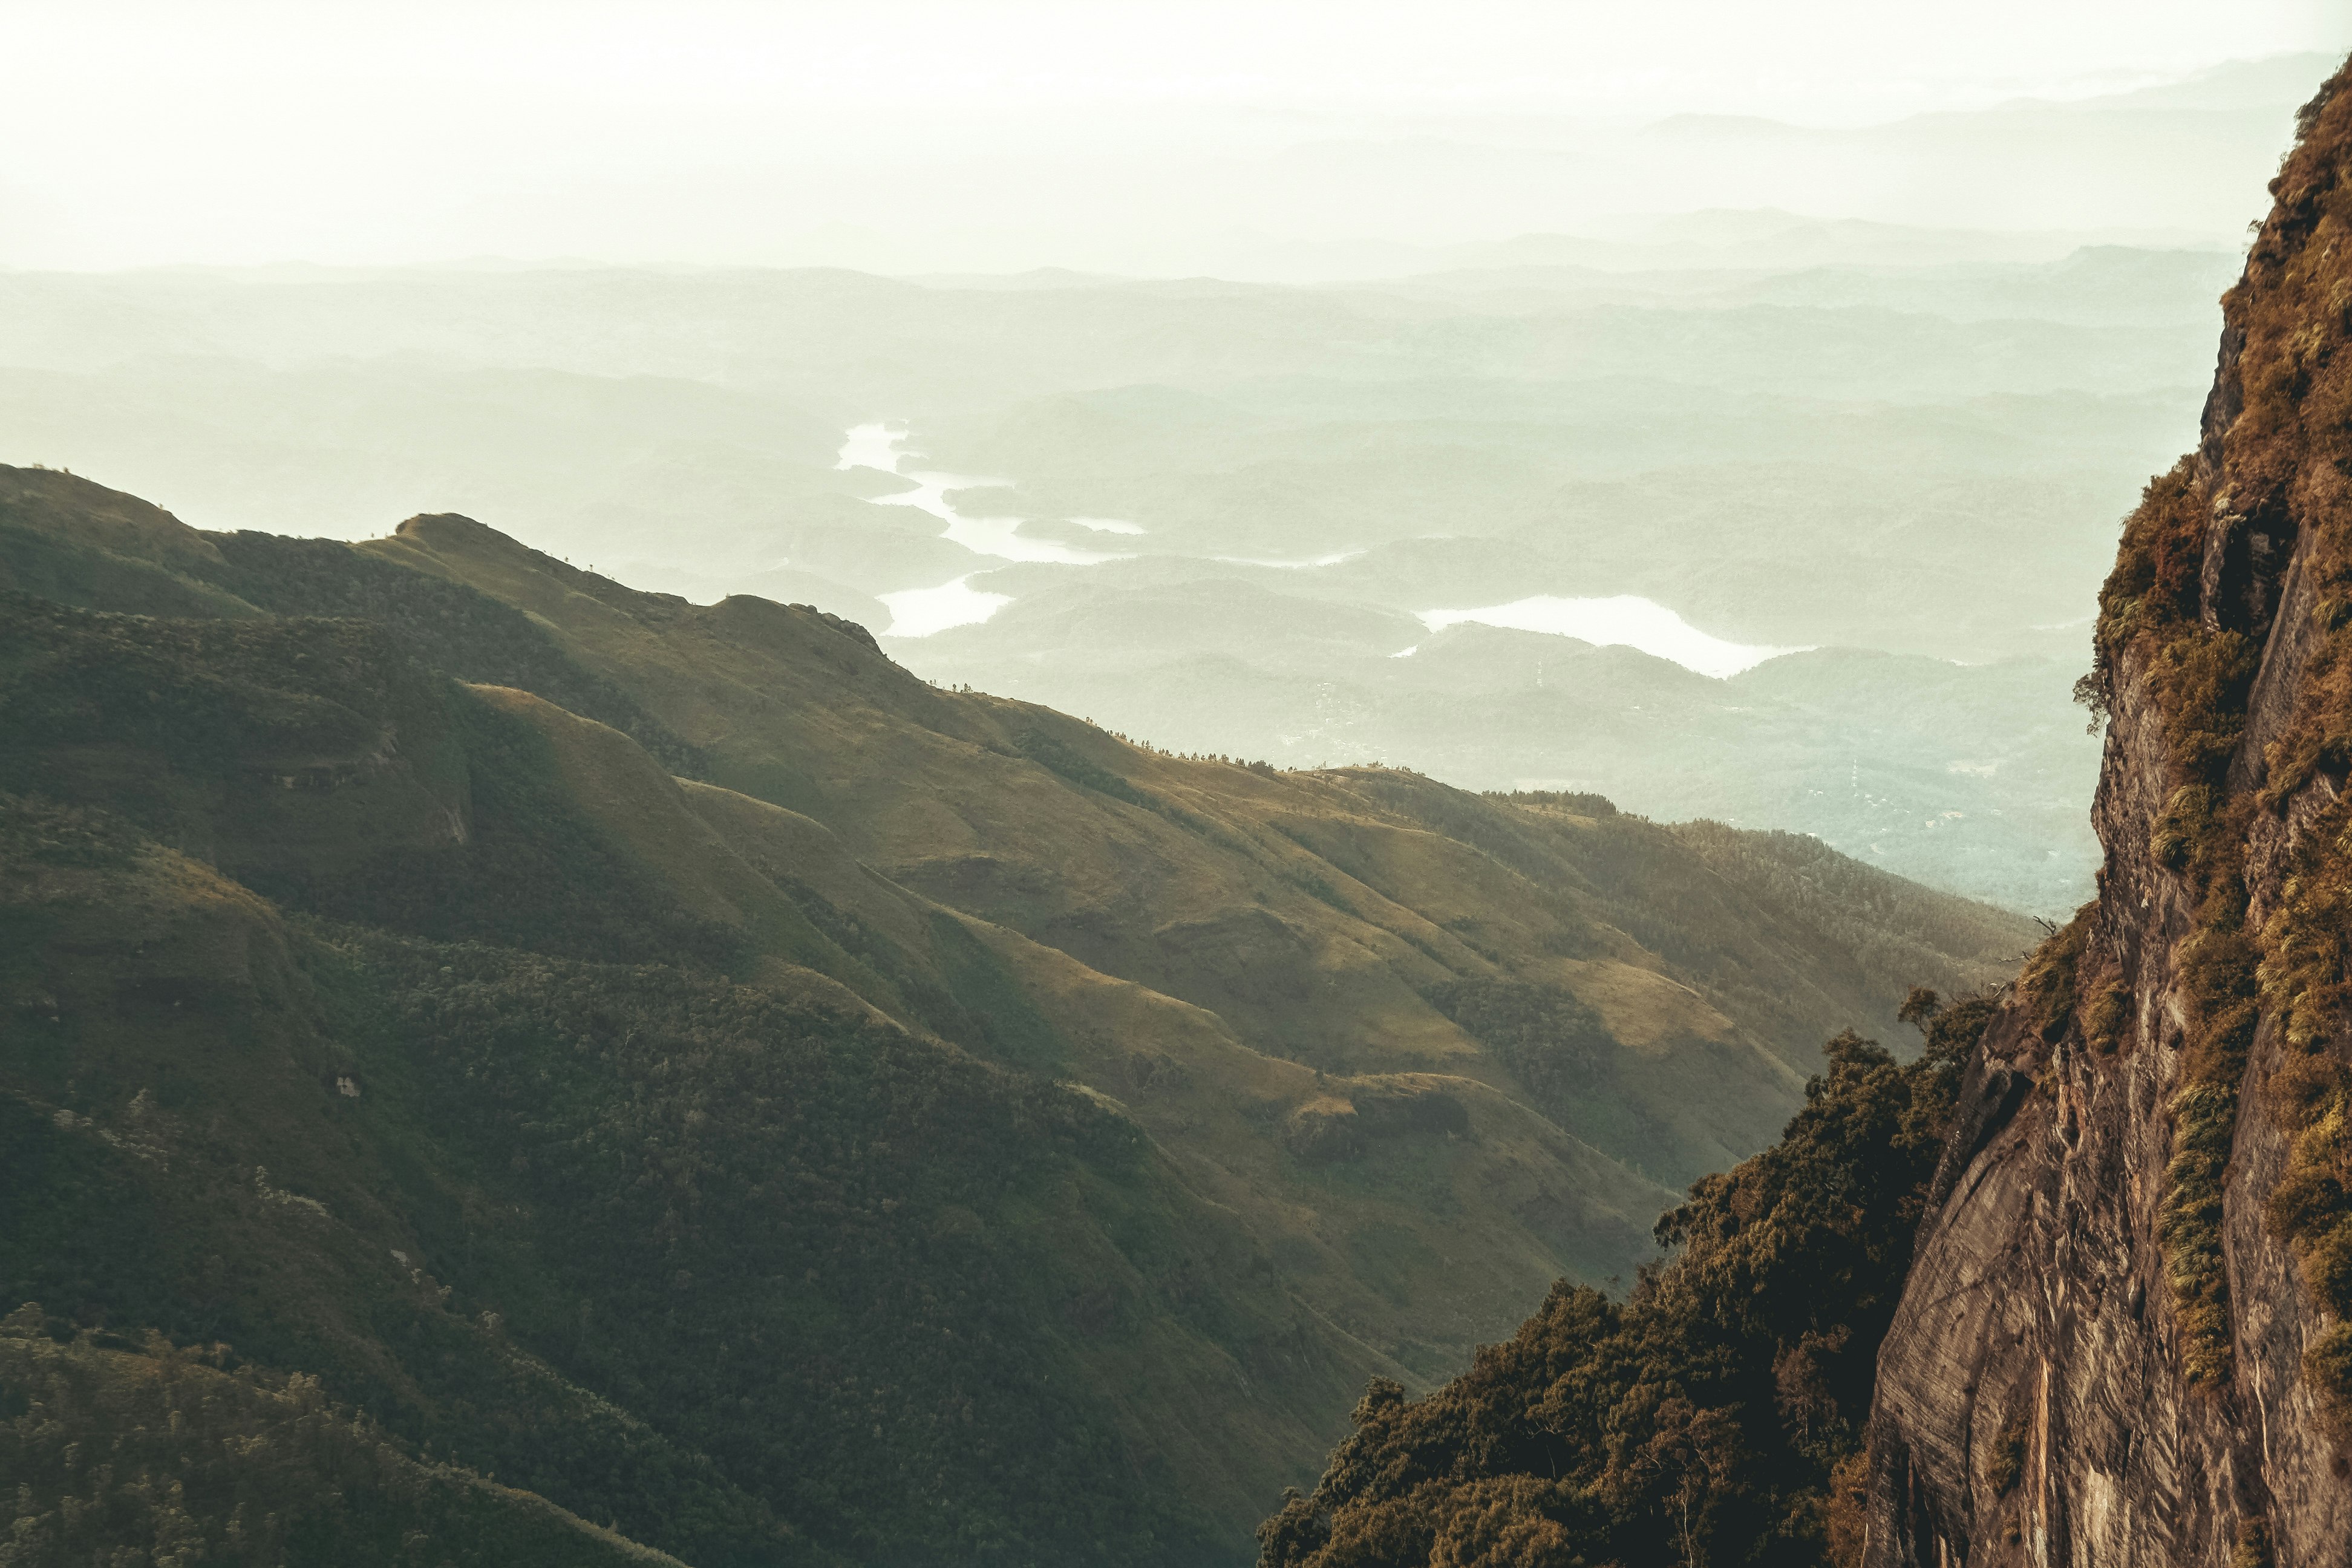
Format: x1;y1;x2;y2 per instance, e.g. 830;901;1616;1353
838;422;1133;635
838;426;1780;678
877;575;1015;639
1213;549;1365;569
1417;595;1805;679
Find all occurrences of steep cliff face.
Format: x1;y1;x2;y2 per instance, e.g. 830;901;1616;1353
1863;59;2352;1568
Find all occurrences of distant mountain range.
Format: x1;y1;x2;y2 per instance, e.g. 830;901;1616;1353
0;234;2233;913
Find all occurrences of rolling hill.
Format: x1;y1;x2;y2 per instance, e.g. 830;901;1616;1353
0;462;2032;1563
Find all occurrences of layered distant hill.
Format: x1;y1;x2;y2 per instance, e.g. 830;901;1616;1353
0;223;2265;914
0;464;2030;1564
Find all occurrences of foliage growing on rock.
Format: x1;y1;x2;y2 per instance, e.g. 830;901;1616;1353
2071;54;2352;1417
1258;1000;1991;1568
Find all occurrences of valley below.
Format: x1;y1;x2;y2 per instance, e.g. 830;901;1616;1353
10;43;2352;1568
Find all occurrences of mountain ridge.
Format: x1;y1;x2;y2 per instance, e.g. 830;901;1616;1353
1;458;2030;1562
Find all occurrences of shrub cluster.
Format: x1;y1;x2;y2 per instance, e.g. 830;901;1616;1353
1419;978;1671;1172
1258;1000;1990;1568
0;1312;664;1567
321;930;1201;1566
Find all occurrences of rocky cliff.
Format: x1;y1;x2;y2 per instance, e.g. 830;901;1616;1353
1861;57;2352;1568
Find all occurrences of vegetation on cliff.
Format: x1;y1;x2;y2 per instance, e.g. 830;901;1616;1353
1256;997;1991;1568
2069;452;2264;1385
2073;60;2352;1422
2226;67;2352;1440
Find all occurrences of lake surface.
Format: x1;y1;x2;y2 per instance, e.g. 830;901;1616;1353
877;575;1015;638
1213;549;1363;569
838;426;1775;675
1418;595;1804;678
838;422;1131;634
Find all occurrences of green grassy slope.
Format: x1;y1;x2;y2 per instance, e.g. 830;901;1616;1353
0;463;2035;1562
346;506;2027;1128
0;603;1447;1563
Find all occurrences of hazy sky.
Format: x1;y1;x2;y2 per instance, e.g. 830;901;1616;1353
4;1;2347;271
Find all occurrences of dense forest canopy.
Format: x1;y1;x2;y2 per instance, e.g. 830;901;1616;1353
1257;997;1993;1568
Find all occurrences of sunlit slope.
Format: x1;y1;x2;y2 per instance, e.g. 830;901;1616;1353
0;797;773;1564
358;505;2027;1083
0;462;2034;1184
472;674;1682;1381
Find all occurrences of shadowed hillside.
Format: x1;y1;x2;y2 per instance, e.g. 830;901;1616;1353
1;462;2030;1563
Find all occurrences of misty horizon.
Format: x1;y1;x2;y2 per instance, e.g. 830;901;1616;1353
13;10;2349;913
6;2;2347;275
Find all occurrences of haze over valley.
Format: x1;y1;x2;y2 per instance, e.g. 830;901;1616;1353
10;8;2352;1566
0;166;2290;911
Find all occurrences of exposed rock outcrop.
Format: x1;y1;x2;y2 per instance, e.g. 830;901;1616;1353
1862;58;2352;1568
